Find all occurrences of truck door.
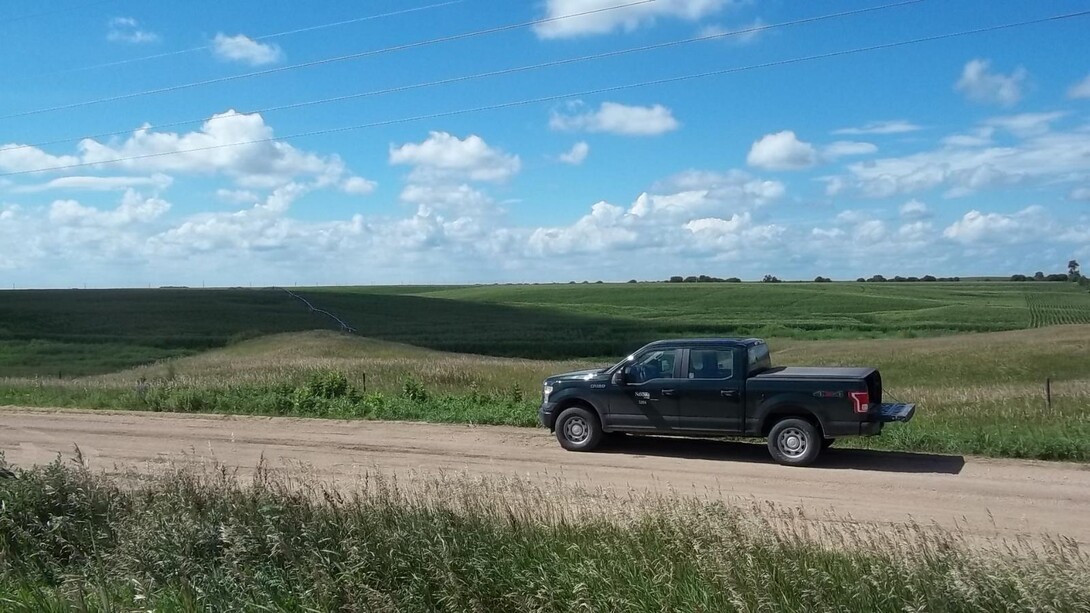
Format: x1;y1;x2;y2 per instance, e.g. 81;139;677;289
606;348;682;430
676;347;744;432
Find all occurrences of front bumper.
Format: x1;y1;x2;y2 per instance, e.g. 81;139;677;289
539;401;560;430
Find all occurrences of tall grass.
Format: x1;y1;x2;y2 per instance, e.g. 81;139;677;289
5;326;1090;461
1;455;1087;612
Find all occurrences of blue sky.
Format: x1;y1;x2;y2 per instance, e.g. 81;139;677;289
1;0;1089;287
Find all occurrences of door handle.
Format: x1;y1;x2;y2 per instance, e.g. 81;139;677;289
720;389;738;398
662;389;677;397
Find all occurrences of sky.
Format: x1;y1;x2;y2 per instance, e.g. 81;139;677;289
1;0;1089;287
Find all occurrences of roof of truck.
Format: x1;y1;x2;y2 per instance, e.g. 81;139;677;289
642;338;766;348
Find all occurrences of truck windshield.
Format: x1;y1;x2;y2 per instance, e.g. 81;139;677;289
747;343;772;375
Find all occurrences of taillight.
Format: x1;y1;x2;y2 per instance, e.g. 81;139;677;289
850;391;870;413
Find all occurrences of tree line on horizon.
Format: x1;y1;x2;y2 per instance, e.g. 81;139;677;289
656;260;1086;286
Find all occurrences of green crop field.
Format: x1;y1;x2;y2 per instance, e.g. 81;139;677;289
5;280;1087;377
2;281;1089;461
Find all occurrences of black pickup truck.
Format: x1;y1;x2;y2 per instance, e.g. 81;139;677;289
538;338;914;466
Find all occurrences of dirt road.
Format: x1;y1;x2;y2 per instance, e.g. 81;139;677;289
2;407;1089;544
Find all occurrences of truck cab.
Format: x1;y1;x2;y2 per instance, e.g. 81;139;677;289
539;338;914;466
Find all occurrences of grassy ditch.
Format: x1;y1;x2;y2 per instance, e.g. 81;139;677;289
0;455;1087;612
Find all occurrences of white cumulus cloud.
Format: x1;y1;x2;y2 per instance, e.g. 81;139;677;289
213;34;283;66
746;131;817;170
389;132;520;183
955;59;1026;107
899;199;931;220
550;102;679;136
49;190;170;227
830;121;1090;199
216;189;259;205
559;142;590;165
107;17;159;44
76;110;354;188
535;0;732;39
0;145;79;174
942;206;1048;244
342;176;377;195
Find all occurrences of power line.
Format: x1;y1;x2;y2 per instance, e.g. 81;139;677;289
4;8;1088;178
0;0;656;120
0;0;926;155
49;0;467;75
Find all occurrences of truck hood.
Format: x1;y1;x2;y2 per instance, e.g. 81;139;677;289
548;368;607;382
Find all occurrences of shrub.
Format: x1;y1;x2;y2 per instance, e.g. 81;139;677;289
401;376;429;402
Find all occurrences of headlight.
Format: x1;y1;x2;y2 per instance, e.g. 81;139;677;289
543;383;554;401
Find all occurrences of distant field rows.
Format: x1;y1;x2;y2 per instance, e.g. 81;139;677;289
1025;290;1090;327
2;282;1088;376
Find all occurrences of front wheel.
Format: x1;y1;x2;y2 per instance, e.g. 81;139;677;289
555;406;603;452
767;418;822;466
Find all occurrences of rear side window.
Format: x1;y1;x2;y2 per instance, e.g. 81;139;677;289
747;343;771;375
688;349;735;380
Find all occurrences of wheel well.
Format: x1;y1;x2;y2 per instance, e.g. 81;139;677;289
553;399;603;427
761;408;823;438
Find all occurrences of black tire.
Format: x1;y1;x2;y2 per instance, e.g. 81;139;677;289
821;437;835;450
555;406;603;452
767;418;822;466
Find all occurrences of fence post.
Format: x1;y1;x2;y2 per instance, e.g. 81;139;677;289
1046;378;1052;410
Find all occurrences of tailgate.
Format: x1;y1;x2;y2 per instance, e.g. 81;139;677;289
876;403;915;422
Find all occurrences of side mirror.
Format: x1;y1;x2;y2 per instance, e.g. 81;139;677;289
611;370;626;386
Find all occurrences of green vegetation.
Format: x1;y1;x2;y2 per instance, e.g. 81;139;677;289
1;456;1087;612
2;282;1089;461
3;325;1089;461
0;289;337;376
4;281;1090;375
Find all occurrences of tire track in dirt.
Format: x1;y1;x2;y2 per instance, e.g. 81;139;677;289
2;407;1088;545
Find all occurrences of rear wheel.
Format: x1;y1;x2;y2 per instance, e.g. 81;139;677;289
555;406;603;452
767;418;822;466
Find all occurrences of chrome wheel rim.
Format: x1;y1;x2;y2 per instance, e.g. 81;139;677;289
777;427;808;458
563;416;590;444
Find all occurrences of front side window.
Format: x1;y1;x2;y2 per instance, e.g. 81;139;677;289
626;349;678;384
688;349;735;380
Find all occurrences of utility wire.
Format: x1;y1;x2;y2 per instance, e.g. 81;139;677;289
0;0;925;155
4;8;1088;178
0;0;656;120
49;0;467;75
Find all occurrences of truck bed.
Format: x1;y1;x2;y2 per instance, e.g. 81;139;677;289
751;366;877;379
